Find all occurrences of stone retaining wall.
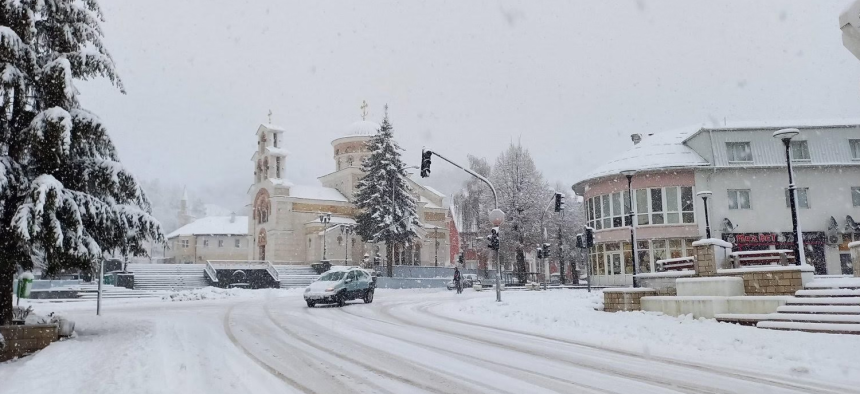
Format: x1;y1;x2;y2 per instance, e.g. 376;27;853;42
603;288;656;312
717;269;805;296
0;324;58;362
851;242;860;277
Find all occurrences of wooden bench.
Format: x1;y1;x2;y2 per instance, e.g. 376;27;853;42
656;257;695;272
730;250;795;268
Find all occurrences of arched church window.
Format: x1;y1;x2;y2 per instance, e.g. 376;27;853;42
308;238;312;248
336;148;340;155
346;156;354;167
337;235;343;246
275;157;281;178
254;189;270;225
263;157;269;177
337;158;342;171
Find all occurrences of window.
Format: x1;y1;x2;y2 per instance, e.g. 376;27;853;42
851;139;860;160
275;157;281;178
650;188;664;224
235;239;241;248
785;188;810;209
728;189;751;210
218;240;224;248
611;192;622;228
665;186;679;224
602;195;611;229
853;187;860;207
181;239;189;248
273;132;278;148
790;140;810;161
636;189;649;225
726;142;752;162
622;191;631;226
203;239;209;248
681;187;694;223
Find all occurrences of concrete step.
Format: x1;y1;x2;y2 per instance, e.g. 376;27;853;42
761;313;860;324
777;305;860;314
785;297;860;306
757;321;860;334
795;289;860;298
714;313;771;325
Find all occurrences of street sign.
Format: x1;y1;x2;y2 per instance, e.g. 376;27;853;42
489;208;505;226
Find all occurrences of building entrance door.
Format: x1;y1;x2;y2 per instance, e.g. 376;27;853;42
606;251;626;286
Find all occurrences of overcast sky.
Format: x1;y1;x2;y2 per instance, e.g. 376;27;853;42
79;0;860;207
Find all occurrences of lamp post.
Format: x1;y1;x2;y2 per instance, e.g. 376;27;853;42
319;213;331;261
341;224;353;265
620;170;639;287
434;227;440;267
696;191;713;239
773;128;807;266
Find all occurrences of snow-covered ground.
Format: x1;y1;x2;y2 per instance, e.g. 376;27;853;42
2;288;858;394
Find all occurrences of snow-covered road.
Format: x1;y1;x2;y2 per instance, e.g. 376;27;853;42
3;289;859;394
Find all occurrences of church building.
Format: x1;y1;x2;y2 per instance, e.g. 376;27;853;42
248;113;450;266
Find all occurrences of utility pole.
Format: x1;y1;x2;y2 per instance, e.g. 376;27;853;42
434;227;439;267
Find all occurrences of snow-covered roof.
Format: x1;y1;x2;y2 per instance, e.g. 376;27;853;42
166;216;248;238
266;146;290;157
344;120;380;137
289;185;348;202
420;195;442;209
682;121;860;143
260;123;285;133
422;185;445;198
204;204;232;217
269;178;294;187
579;127;708;182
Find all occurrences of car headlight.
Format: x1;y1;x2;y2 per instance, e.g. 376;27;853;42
325;287;335;292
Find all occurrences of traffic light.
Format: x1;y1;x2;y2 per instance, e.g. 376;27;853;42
536;247;543;259
585;227;594;248
576;234;584;249
487;227;500;250
420;150;432;178
542;243;551;258
554;192;565;212
458;252;465;265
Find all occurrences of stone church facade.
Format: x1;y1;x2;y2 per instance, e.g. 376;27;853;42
248;119;450;266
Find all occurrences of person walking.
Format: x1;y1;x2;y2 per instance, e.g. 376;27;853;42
453;267;463;294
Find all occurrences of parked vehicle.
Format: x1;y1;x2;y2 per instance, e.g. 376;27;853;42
304;267;376;307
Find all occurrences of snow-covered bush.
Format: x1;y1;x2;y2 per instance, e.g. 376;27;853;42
11;306;33;322
162;287;244;302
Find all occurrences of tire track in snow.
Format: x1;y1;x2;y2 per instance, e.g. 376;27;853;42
329;307;619;394
372;300;734;394
264;301;471;394
222;302;317;394
418;301;859;394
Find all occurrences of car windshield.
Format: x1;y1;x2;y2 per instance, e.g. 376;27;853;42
318;271;347;281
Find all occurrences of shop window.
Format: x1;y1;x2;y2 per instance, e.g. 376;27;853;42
728;189;751;210
726;142;752;162
652;240;667;263
669;239;683;259
784;188;810;209
637;240;651;273
681;187;695;223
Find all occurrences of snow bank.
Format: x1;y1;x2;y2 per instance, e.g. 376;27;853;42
432;290;860;384
162;287;246;302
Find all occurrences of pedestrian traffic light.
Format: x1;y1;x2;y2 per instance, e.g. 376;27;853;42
585;227;594;248
576;234;584;249
554;192;565;212
420;150;432;178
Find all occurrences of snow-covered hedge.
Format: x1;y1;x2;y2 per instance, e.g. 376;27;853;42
162;287;245;302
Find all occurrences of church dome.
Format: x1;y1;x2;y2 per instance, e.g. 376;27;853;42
345;120;380;137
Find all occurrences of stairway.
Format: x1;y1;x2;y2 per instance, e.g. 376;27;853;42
126;264;207;291
275;265;319;289
756;278;860;334
76;284;163;299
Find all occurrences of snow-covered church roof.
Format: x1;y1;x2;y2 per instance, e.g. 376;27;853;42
580;127;708;181
289;185;348;202
167;216;249;238
344;120;380;137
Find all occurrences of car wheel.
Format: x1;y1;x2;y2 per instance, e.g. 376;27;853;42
336;292;346;307
306;300;315;308
363;289;374;304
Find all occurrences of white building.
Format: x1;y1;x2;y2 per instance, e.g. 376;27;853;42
573;123;860;285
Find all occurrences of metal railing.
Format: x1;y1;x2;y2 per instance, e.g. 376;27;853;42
265;261;280;282
656;257;695;272
204;261;218;283
730;250;795;268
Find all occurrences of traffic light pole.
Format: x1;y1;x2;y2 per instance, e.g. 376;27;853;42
422;149;503;302
539;195;555;290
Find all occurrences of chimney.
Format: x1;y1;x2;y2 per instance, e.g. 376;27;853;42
230;212;236;223
631;134;642;145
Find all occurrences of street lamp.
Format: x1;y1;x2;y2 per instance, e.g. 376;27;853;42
620;170;639;287
341;224;354;265
773;128;806;266
319;213;332;261
696;191;713;239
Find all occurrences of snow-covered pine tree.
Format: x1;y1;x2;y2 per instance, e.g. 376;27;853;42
353;108;418;277
488;143;549;284
0;0;164;324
